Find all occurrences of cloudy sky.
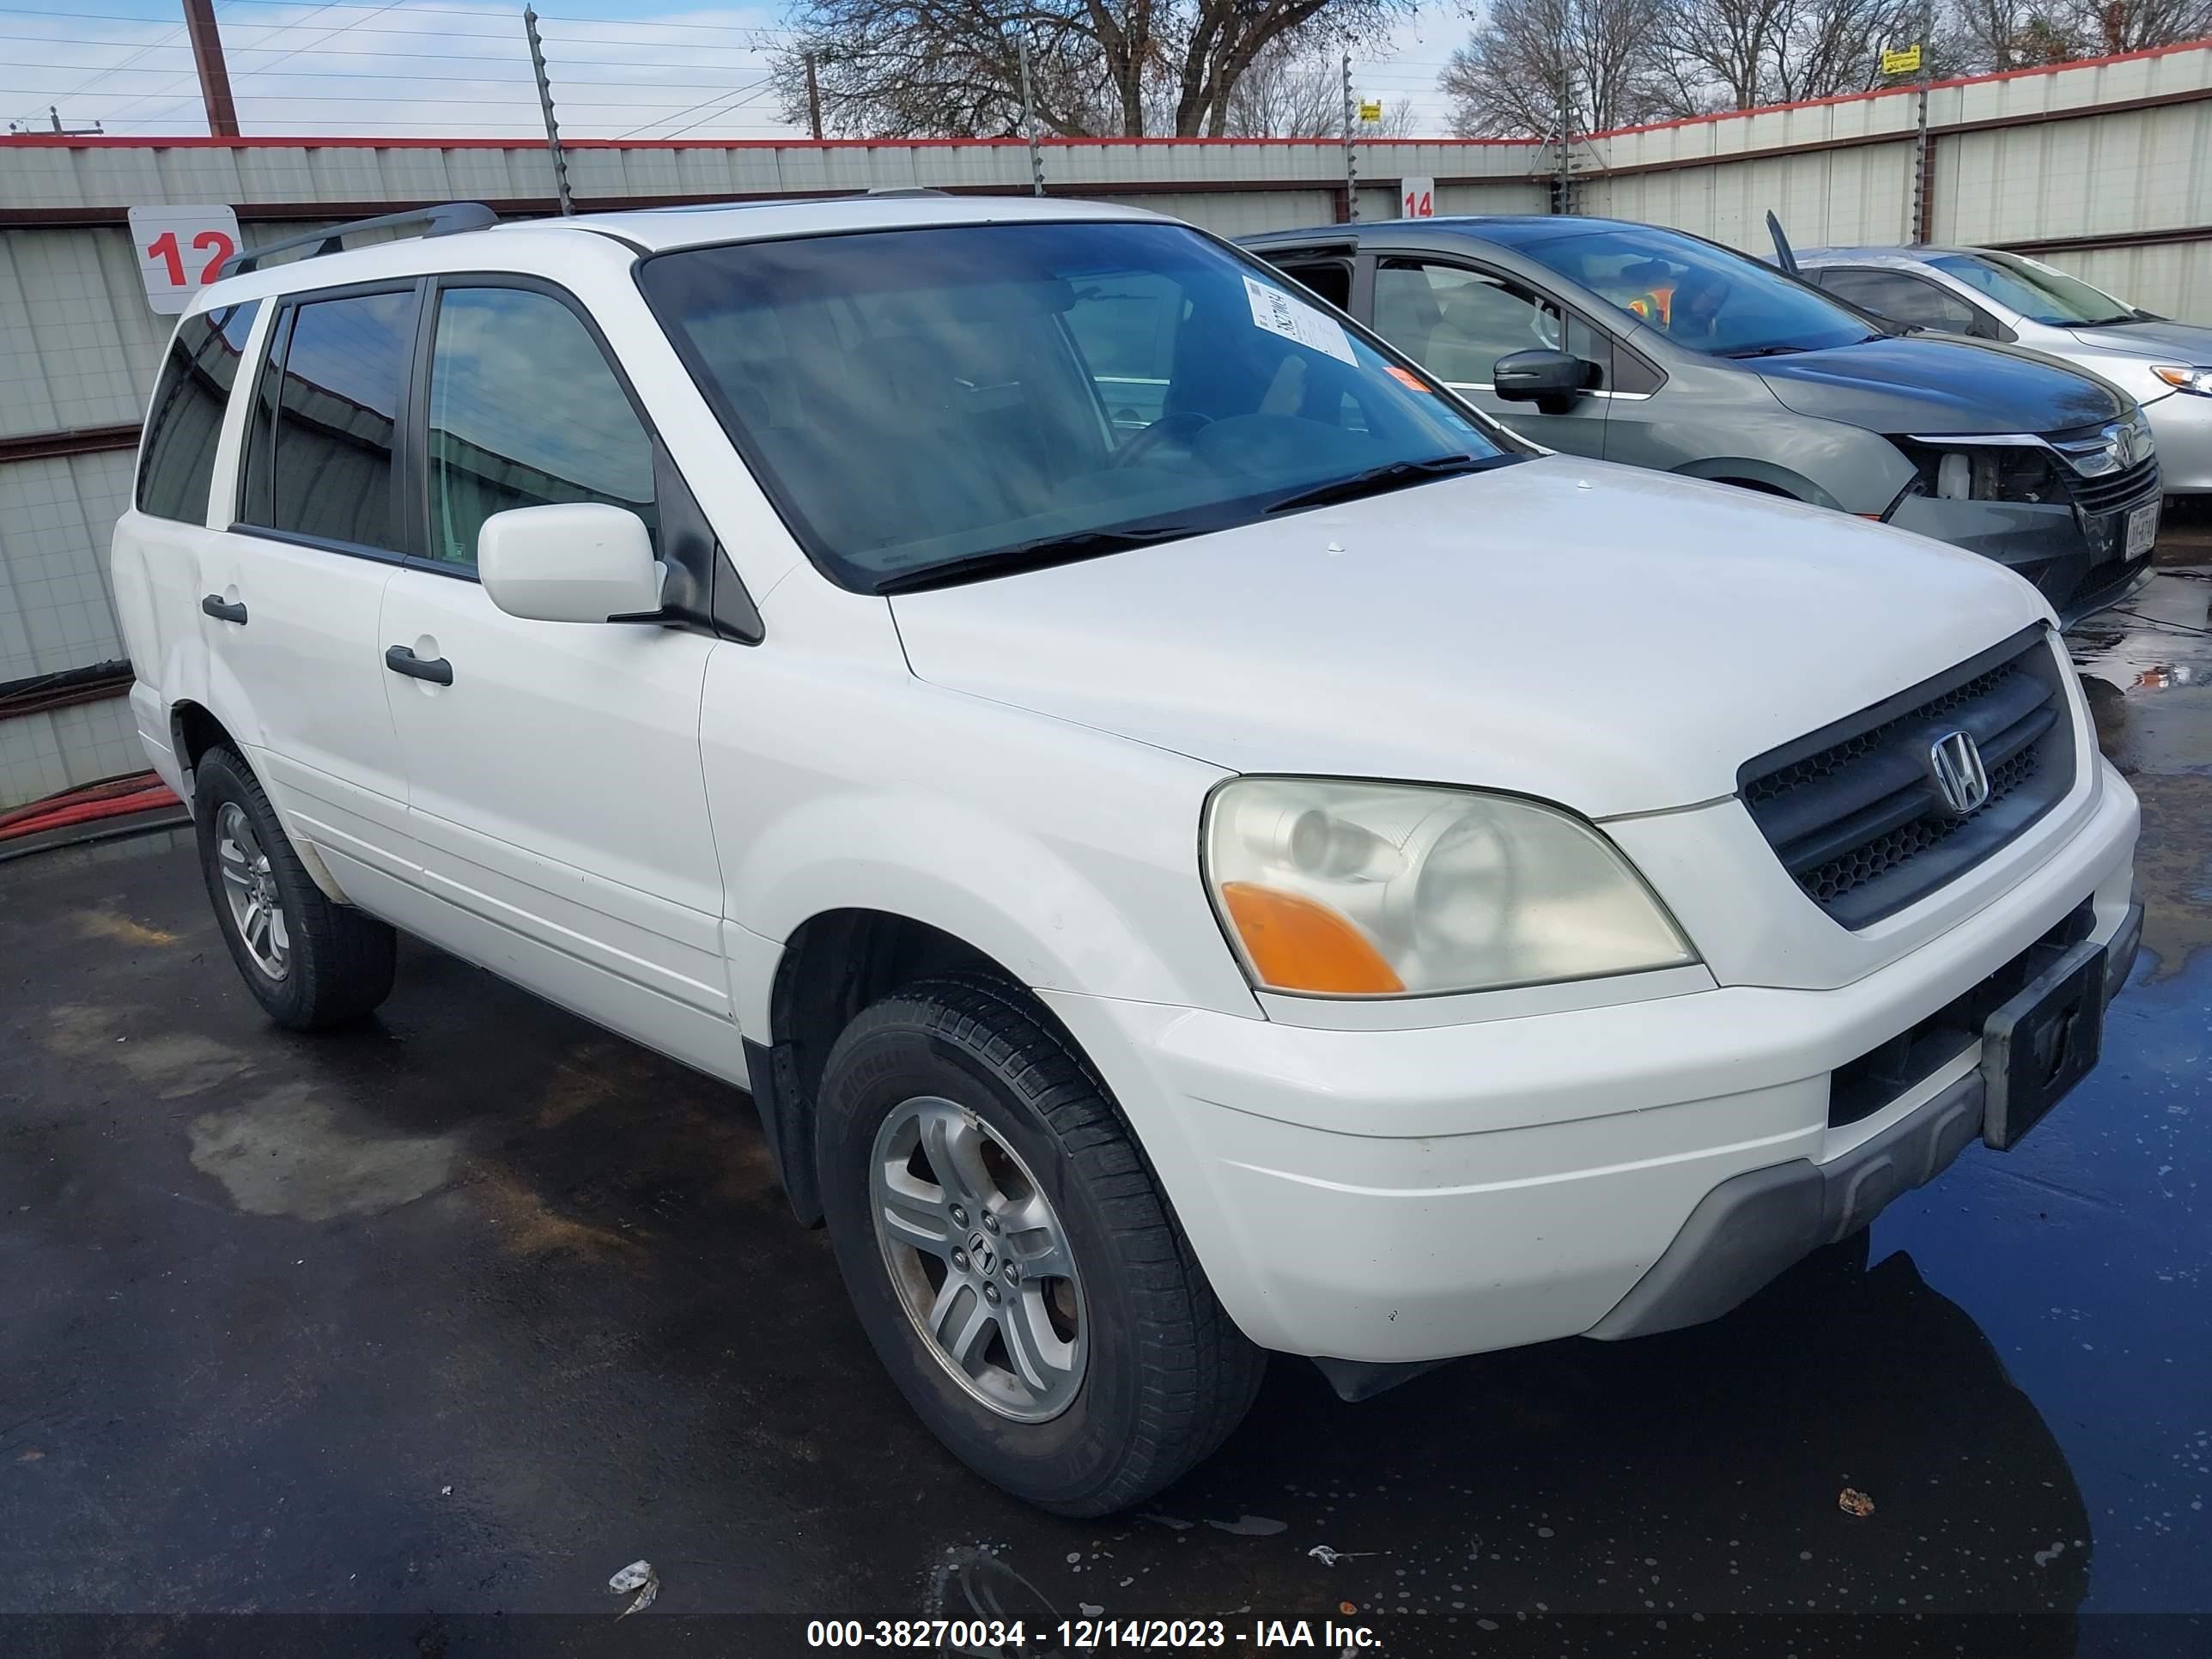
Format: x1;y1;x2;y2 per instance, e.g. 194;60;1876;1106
1;0;1468;141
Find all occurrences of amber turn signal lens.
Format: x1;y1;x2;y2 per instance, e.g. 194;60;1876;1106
1219;882;1405;994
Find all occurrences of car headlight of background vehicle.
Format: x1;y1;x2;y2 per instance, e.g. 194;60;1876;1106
2152;365;2212;396
1202;777;1697;998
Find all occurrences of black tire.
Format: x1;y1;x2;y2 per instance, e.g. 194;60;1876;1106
194;744;396;1031
816;973;1265;1516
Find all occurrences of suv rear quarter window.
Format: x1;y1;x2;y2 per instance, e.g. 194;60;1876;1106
137;301;259;524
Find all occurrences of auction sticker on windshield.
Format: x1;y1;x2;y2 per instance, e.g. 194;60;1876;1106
1243;275;1356;365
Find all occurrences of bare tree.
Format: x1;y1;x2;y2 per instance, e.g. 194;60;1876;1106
1223;38;1348;133
1225;40;1419;134
778;0;1414;138
1441;0;1667;137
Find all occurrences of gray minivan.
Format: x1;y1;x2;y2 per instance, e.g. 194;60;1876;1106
1241;216;2160;625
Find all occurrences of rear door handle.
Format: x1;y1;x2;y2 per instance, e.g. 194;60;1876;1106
384;644;453;685
201;594;247;624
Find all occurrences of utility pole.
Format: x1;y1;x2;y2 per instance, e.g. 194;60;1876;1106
1016;33;1044;196
1341;44;1358;222
9;105;103;135
522;6;574;216
803;50;824;142
181;0;239;137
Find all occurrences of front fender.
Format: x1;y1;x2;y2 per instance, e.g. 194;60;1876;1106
721;785;1262;1036
699;650;1264;1036
1668;456;1844;509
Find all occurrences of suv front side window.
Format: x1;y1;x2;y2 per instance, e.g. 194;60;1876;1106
1373;261;1610;389
640;220;1517;592
422;285;659;569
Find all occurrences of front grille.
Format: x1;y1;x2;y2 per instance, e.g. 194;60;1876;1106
1739;626;2077;928
2063;453;2160;516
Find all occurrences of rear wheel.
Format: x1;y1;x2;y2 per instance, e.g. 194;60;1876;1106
817;974;1264;1515
194;745;396;1030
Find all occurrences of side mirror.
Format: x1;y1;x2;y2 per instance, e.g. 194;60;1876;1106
1492;349;1595;414
478;502;663;624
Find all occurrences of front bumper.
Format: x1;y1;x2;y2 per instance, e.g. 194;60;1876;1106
1040;767;2138;1370
1589;891;2139;1341
1885;494;2154;626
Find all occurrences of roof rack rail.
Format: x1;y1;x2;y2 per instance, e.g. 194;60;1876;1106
217;201;499;279
864;186;953;197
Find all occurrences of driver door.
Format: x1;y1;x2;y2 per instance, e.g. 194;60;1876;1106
1367;258;1611;455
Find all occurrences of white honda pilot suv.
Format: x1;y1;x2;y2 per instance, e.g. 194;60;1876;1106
113;195;2142;1516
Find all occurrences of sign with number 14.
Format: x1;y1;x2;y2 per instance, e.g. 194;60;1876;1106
1400;175;1436;218
127;204;242;314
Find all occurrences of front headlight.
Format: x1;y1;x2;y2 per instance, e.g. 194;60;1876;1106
1893;437;2066;502
2152;365;2212;396
1201;777;1697;999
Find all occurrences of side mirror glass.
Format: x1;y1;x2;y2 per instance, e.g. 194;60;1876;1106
1492;349;1595;414
477;503;663;624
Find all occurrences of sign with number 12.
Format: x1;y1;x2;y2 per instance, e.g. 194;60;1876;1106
127;204;243;314
1400;175;1436;219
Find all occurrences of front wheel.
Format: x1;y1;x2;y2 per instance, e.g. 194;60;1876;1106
816;975;1264;1515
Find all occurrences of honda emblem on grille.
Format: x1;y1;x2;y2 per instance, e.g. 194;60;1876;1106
1928;729;1990;817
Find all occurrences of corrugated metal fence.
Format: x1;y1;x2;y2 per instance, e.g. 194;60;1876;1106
3;40;2209;806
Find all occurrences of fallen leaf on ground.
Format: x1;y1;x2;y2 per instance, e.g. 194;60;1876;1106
1838;1488;1875;1518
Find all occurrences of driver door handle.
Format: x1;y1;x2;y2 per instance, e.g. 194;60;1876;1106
201;594;247;624
384;644;453;685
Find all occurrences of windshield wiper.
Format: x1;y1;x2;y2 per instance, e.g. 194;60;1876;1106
1261;453;1504;515
1721;343;1814;359
2078;313;2141;327
872;523;1200;594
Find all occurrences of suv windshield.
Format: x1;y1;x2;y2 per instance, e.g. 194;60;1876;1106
1929;251;2139;326
640;220;1515;591
1510;222;1879;358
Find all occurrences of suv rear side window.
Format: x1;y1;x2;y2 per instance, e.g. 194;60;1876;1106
243;288;416;552
422;285;657;568
137;301;259;524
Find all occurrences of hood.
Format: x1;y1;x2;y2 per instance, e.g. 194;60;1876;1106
2065;318;2212;362
1756;334;2127;434
890;458;2051;818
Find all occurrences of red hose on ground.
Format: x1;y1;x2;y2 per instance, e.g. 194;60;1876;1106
0;770;182;842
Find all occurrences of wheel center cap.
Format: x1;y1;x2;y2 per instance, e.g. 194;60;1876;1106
968;1231;996;1276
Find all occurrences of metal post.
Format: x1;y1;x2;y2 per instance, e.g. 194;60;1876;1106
1909;0;1935;243
1554;62;1571;214
1017;33;1045;195
804;51;824;142
523;6;574;216
1341;45;1358;222
181;0;240;137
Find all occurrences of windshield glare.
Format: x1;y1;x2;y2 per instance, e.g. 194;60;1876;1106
1511;224;1876;357
1929;251;2136;326
640;221;1511;590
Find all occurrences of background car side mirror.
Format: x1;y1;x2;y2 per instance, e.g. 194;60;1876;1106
478;503;664;625
1492;349;1596;415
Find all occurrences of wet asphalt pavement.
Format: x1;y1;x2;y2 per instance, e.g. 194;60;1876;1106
3;574;2209;1659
